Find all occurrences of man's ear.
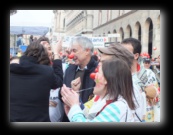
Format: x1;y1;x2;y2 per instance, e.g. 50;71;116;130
85;48;91;55
134;53;139;60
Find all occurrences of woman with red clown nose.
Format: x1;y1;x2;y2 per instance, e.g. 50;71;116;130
61;59;136;122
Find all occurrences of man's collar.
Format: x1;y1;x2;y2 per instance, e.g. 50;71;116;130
76;66;87;72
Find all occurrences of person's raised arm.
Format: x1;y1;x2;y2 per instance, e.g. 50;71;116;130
51;38;63;89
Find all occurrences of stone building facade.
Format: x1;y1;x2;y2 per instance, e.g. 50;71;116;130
52;10;93;36
53;10;160;58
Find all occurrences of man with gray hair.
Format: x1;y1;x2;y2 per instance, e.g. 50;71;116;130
60;36;98;122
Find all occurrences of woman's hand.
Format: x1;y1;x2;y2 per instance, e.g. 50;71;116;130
64;104;70;115
61;84;80;107
71;77;81;92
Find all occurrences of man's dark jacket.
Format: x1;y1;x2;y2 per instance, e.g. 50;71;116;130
10;56;63;122
61;57;98;122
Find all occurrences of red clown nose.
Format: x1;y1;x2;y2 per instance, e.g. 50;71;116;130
68;53;74;59
90;73;96;80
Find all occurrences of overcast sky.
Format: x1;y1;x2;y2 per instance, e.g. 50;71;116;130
10;10;54;27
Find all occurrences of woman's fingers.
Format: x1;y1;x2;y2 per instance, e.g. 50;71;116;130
62;96;70;107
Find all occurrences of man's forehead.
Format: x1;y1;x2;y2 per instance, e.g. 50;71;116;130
71;43;82;48
71;44;83;51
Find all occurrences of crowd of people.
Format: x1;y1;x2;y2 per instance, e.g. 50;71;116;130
10;36;160;122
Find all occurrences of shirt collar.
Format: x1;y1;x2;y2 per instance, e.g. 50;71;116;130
76;65;87;72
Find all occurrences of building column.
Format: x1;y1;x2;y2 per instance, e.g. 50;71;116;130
141;23;149;53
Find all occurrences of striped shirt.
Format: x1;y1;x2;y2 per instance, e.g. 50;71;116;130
68;97;135;122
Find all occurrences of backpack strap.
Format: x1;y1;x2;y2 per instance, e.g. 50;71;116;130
135;112;142;122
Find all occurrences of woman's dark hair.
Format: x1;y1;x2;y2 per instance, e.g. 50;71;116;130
102;59;136;110
23;41;50;65
37;36;50;44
